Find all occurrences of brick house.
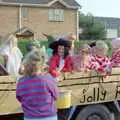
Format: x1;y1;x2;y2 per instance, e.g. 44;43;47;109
0;0;80;40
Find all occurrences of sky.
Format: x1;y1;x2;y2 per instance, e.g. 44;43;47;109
76;0;120;18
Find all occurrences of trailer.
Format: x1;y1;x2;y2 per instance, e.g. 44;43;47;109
1;68;120;120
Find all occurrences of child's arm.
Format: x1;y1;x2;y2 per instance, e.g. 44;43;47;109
46;79;59;100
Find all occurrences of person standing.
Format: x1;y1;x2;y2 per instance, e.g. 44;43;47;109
16;50;59;120
0;34;23;76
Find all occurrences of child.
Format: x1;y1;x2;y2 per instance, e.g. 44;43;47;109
16;50;58;120
56;33;76;56
72;44;91;72
88;40;111;77
49;38;73;78
111;38;120;67
89;42;96;56
0;34;23;76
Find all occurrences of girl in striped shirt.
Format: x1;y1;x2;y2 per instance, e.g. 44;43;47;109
88;40;112;77
16;50;59;120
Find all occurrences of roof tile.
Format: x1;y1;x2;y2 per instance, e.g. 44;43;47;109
2;0;80;7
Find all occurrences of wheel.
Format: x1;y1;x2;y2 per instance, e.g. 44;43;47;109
76;104;114;120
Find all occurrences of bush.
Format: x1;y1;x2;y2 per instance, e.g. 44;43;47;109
74;40;112;57
18;39;49;56
18;39;112;57
18;39;30;56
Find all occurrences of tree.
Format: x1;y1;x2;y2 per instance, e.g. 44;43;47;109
79;12;106;40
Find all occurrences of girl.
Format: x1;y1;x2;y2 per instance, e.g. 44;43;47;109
49;38;73;78
72;44;91;72
0;34;23;76
88;40;111;77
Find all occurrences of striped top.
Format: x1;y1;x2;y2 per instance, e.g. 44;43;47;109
88;55;111;77
111;50;120;67
16;74;58;119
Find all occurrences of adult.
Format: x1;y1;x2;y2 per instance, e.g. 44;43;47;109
16;50;59;120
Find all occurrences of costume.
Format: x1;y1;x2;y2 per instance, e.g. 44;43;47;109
49;54;73;77
88;55;111;74
88;41;111;77
111;38;120;67
48;38;73;77
0;46;23;75
111;50;120;67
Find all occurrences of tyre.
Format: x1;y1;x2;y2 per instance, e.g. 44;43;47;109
76;104;114;120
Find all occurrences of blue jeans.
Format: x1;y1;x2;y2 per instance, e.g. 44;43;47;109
24;115;57;120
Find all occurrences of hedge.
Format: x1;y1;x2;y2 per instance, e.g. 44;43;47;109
18;39;112;57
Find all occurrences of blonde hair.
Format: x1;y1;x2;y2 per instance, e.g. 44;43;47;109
3;34;18;48
96;40;108;56
96;40;108;51
24;50;45;76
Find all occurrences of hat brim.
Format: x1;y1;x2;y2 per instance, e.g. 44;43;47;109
49;38;72;50
49;41;58;49
58;39;72;48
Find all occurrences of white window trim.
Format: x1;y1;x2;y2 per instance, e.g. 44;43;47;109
49;9;64;22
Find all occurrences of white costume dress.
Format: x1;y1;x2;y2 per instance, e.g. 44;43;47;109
0;46;23;76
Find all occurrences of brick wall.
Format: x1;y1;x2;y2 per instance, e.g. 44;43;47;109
0;5;77;40
0;5;19;38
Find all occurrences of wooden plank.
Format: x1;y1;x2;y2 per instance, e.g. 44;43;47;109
64;68;120;80
59;82;120;106
0;84;16;90
59;75;120;87
0;91;22;115
0;76;16;83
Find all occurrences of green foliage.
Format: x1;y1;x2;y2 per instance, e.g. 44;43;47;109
47;35;56;46
18;39;49;56
18;39;112;57
18;39;30;56
104;40;112;57
74;40;112;57
79;12;106;40
40;40;49;48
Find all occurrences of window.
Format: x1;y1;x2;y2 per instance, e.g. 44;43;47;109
49;9;64;22
21;7;28;18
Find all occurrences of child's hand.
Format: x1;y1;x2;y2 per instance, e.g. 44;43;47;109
104;66;110;73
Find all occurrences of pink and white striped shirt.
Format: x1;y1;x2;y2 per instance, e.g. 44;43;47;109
111;50;120;67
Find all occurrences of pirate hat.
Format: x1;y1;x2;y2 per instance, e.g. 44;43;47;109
49;38;72;50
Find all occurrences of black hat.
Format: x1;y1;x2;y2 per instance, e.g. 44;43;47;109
49;38;72;50
89;42;96;48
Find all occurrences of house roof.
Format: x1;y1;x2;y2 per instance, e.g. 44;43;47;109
2;0;51;4
2;0;80;8
94;17;120;29
15;27;34;36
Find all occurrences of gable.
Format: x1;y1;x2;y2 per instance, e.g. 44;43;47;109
15;27;34;37
51;1;66;9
